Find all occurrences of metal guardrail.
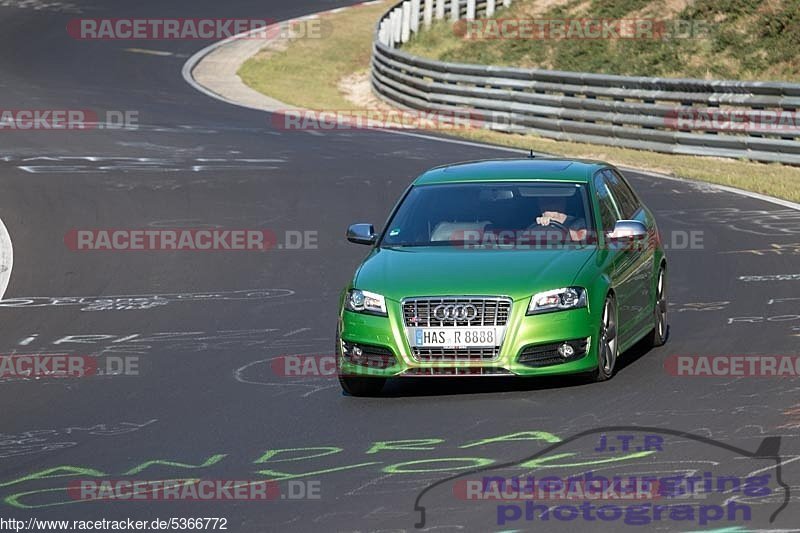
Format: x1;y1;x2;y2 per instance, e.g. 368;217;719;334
371;0;800;165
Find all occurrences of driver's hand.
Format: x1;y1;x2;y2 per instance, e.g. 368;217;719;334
543;211;568;223
537;211;568;225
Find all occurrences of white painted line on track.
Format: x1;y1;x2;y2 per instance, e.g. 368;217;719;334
125;48;179;57
0;216;13;300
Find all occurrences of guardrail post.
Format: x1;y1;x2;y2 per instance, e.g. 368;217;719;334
401;1;412;43
424;0;433;27
450;0;459;22
378;20;388;46
410;0;420;33
391;8;402;46
486;0;496;17
466;0;476;19
435;0;445;20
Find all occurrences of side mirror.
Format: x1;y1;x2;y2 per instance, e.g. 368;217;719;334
607;220;647;241
347;223;376;245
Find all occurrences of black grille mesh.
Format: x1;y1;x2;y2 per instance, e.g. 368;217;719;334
518;339;589;368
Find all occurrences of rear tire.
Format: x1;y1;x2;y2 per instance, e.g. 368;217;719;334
338;375;386;396
590;295;618;382
643;266;668;348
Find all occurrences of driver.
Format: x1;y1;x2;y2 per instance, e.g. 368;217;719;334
534;196;588;242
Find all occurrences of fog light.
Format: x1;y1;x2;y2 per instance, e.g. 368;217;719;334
558;343;575;358
343;342;364;363
342;341;396;369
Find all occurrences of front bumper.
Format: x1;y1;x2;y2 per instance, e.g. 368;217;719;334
338;297;599;378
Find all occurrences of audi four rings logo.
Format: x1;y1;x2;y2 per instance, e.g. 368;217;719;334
432;304;478;321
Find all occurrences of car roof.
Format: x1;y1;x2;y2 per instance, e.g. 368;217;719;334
412;158;607;186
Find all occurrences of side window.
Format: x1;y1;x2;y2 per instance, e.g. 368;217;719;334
602;169;640;219
593;172;621;233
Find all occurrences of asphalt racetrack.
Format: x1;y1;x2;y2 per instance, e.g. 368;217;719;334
0;0;798;531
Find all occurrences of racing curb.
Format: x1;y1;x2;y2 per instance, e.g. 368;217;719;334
182;1;384;112
181;2;800;213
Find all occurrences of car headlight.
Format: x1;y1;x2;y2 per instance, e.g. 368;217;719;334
345;289;387;316
527;287;587;315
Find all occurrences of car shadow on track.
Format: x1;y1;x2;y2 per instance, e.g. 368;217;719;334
615;326;669;373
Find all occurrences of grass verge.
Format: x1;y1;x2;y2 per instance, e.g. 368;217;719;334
403;0;800;81
237;1;800;203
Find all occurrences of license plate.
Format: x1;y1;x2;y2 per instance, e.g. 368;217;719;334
408;327;501;348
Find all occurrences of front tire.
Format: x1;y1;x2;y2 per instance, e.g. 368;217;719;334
590;295;618;382
338;374;386;396
643;266;668;348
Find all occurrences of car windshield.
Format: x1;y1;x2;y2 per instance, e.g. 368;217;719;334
381;182;595;248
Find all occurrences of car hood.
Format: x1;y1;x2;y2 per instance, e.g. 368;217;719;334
354;246;597;302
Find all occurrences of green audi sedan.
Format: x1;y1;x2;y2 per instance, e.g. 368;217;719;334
337;158;667;395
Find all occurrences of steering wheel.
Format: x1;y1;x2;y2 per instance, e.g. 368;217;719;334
530;218;577;243
544;219;569;232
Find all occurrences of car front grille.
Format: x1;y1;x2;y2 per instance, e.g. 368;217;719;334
413;347;498;361
517;338;589;368
403;297;512;361
403;297;512;328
